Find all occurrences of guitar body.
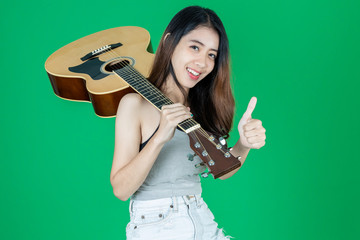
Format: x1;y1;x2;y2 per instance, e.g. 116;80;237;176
45;26;154;117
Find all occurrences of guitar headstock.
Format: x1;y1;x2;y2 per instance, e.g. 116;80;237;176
187;129;242;179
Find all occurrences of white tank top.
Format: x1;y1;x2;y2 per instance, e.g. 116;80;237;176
131;129;206;200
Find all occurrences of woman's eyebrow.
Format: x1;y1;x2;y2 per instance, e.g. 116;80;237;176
189;39;218;52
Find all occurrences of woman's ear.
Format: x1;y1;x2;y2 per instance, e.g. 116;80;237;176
163;33;171;42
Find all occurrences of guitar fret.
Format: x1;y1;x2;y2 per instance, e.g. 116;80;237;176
155;99;169;109
120;72;165;100
136;84;156;94
179;120;198;129
121;73;171;110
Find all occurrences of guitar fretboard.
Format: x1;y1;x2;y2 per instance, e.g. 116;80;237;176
114;65;200;133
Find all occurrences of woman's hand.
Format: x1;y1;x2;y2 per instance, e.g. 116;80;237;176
238;97;266;149
153;103;192;145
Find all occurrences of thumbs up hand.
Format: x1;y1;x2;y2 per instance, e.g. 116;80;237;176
238;97;266;149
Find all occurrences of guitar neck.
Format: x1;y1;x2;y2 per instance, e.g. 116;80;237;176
114;65;200;133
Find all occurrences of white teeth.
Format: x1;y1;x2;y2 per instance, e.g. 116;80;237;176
187;67;200;76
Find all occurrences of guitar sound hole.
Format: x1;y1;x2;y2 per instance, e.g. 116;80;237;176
104;60;130;72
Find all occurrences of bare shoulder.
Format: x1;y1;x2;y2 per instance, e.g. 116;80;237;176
116;93;159;143
118;92;158;119
114;93;144;139
116;93;150;120
117;93;143;114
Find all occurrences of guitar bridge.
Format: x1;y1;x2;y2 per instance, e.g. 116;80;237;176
80;42;123;61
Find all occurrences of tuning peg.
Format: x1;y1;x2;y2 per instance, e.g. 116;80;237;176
208;160;215;166
187;153;195;161
224;152;231;158
201;172;209;178
219;137;226;146
194;162;205;168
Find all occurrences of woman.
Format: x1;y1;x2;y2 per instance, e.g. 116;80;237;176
111;6;266;240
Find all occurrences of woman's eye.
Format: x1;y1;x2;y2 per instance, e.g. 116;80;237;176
190;45;199;51
209;53;217;59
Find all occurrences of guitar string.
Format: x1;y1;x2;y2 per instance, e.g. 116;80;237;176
95;40;228;150
99;42;174;107
96;38;176;109
96;42;199;129
94;40;176;108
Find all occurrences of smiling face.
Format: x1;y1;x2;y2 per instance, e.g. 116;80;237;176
169;26;220;91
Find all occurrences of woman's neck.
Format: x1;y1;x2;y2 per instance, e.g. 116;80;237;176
162;77;189;105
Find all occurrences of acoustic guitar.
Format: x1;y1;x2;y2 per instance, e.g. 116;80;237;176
45;26;241;178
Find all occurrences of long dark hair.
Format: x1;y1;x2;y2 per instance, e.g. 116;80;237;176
148;6;235;138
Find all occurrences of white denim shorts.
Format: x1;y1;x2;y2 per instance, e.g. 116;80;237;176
126;194;231;240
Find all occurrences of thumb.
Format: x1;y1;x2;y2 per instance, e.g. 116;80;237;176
240;97;257;122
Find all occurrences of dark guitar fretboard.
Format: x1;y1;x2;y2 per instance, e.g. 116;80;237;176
114;65;200;133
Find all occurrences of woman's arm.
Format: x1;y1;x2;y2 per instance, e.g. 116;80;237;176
110;94;192;201
219;97;266;180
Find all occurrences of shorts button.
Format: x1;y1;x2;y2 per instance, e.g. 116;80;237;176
159;214;163;218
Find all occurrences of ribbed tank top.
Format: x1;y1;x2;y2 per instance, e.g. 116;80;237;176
131;129;207;200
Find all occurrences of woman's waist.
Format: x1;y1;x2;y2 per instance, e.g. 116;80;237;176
130;193;203;211
131;181;202;201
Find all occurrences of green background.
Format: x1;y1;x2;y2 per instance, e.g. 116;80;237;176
1;0;359;239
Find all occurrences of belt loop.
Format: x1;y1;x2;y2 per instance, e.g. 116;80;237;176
182;195;190;205
195;194;201;208
172;196;179;212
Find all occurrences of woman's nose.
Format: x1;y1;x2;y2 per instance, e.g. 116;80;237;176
195;54;207;69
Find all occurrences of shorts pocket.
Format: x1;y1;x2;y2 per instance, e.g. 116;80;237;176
131;204;173;228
